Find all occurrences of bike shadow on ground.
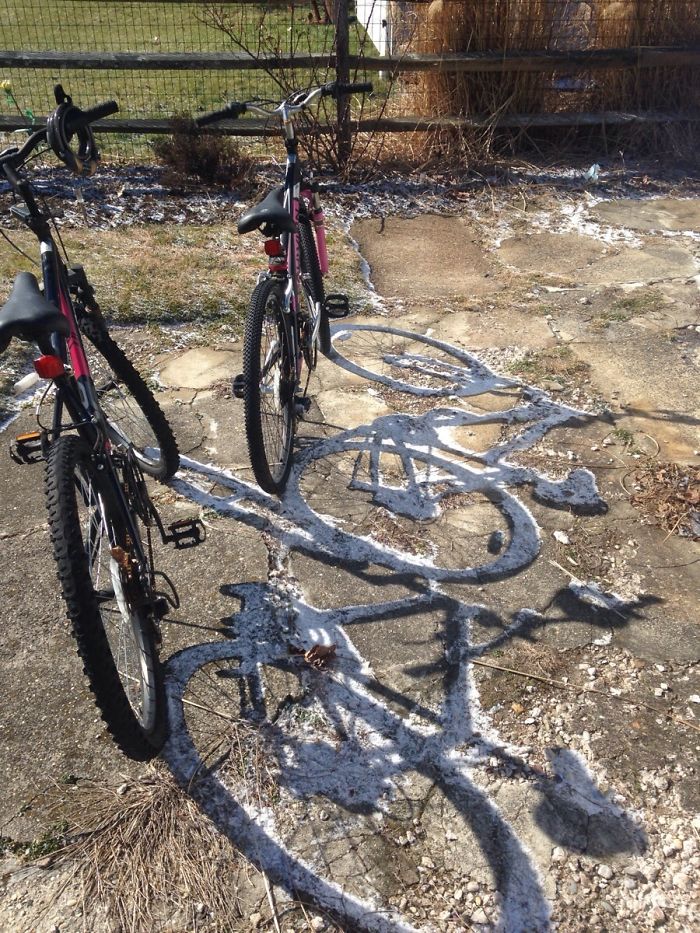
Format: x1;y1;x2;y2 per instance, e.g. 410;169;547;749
163;565;650;932
162;324;651;930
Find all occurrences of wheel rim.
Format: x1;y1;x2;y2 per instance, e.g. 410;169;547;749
74;465;157;730
257;292;292;485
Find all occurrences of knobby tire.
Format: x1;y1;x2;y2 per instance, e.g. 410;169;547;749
243;278;295;495
298;215;329;356
45;435;166;759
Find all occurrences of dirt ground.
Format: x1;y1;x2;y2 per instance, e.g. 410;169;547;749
0;176;699;932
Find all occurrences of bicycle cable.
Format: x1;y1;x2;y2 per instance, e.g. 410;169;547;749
0;226;40;266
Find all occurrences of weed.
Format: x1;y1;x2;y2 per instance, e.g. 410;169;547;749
592;288;661;328
507;345;588;382
612;428;635;446
24;821;69;860
0;821;70;861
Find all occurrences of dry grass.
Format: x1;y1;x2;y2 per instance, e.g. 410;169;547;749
506;345;590;382
51;767;248;932
0;224;259;324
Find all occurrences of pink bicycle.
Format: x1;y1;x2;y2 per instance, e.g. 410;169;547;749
196;81;372;494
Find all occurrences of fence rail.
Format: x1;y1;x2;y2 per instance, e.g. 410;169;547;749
1;0;699;161
3;45;700;73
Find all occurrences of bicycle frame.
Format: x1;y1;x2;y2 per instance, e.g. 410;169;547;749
241;92;331;380
7;176;156;591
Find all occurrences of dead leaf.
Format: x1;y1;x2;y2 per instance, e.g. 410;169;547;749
511;702;526;715
289;643;337;670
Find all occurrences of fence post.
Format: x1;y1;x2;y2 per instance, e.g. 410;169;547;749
332;0;352;167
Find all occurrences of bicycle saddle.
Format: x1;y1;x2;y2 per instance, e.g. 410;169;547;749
237;186;298;235
0;272;70;352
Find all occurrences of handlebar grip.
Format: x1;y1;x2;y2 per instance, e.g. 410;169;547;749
339;82;374;95
322;82;373;98
195;102;247;127
64;100;119;135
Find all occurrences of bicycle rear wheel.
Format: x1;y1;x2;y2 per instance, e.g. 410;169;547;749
79;317;179;481
242;278;295;495
45;435;166;759
299;215;329;356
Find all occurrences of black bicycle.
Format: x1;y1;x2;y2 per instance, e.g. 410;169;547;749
196;81;372;495
0;86;203;759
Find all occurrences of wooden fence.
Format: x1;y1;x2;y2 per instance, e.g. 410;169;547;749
1;0;699;162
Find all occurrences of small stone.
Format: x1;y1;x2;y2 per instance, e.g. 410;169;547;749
553;530;570;545
310;917;325;931
467;881;480;893
650;907;666;927
453;889;464;901
672;872;690;890
421;856;435;869
597;864;614;880
116;783;129;796
472;908;489;924
318;809;329;821
249;914;263;929
551;846;567;862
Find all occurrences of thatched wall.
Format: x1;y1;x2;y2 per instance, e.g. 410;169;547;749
401;0;700;119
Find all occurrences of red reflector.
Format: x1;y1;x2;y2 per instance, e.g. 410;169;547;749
264;239;283;257
34;354;65;379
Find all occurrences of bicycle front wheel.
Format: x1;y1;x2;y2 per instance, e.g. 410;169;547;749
299;216;329;356
243;278;295;495
45;435;166;759
80;317;179;481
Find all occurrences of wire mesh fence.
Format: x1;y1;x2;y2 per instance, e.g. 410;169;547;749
0;1;381;160
1;0;698;163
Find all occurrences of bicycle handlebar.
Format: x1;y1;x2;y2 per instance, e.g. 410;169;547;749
64;100;119;136
0;96;118;178
195;81;373;128
321;81;374;98
195;101;247;128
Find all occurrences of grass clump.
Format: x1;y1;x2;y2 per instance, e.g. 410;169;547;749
507;345;589;382
592;287;661;327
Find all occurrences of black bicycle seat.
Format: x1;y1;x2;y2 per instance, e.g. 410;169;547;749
237;186;298;235
0;272;70;351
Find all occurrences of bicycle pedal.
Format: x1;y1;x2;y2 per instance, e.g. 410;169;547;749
163;517;206;550
10;431;45;465
294;395;311;417
324;293;351;319
232;373;245;399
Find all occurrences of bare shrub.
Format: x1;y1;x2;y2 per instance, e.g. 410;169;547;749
152;113;253;187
